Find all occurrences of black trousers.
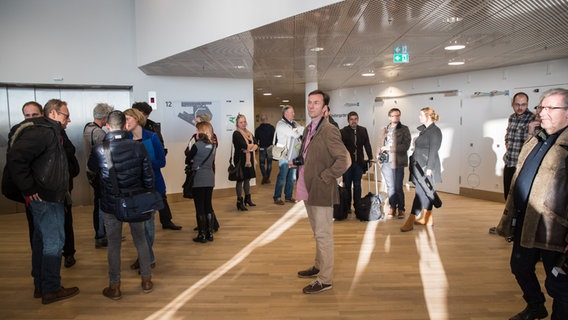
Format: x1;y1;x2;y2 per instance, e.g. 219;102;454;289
510;216;568;319
503;166;516;200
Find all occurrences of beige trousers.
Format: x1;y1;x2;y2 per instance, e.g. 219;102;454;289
305;205;334;284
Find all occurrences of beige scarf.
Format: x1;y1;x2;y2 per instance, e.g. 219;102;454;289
238;128;254;167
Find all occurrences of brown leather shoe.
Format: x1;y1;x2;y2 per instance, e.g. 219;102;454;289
102;282;121;300
141;276;153;293
42;286;79;304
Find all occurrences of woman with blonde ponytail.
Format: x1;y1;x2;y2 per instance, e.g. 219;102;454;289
400;107;443;232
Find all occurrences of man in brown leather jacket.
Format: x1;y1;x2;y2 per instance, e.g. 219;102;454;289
500;88;568;320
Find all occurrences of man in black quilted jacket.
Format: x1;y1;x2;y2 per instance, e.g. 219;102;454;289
88;110;155;300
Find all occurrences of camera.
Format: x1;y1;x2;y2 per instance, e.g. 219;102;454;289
378;151;389;164
292;155;304;166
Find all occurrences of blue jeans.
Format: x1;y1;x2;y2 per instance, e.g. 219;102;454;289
104;212;152;283
342;163;364;208
259;148;272;178
273;160;296;200
30;200;65;293
143;212;156;264
381;162;406;211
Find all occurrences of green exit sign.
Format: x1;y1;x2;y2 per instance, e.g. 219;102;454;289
393;53;409;63
393;45;409;63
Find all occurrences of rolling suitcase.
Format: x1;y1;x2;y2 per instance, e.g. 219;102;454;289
333;184;350;221
355;160;384;221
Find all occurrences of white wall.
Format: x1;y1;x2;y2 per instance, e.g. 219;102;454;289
328;58;568;195
0;0;254;206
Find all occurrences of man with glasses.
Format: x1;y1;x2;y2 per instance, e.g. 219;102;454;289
45;99;80;269
6;99;79;304
500;88;568;320
490;92;535;234
379;108;411;219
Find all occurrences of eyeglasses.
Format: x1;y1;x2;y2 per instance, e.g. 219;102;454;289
535;105;568;112
57;110;70;120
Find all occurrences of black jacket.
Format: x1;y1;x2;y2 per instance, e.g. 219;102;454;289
88;130;155;214
340;125;373;169
6;117;69;202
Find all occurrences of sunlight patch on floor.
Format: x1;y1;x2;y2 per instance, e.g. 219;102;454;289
416;227;448;320
146;202;307;320
348;219;381;298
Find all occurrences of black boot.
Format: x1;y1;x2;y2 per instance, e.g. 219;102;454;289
193;215;207;243
212;211;220;232
206;213;214;242
244;194;256;206
236;197;248;211
509;303;548;320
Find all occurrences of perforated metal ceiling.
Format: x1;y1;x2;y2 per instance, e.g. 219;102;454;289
139;0;568;106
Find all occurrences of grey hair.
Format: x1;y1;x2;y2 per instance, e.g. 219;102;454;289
281;105;293;118
540;88;568;108
93;103;114;120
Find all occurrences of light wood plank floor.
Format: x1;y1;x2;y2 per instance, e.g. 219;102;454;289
0;181;552;319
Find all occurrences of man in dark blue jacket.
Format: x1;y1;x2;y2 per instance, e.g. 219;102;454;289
88;110;155;300
7;101;79;304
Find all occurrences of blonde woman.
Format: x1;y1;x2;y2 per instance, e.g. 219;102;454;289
400;107;442;232
232;114;258;210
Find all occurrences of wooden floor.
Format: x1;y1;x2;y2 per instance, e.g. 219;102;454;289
0;180;552;320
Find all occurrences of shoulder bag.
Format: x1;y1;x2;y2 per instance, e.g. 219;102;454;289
103;142;164;222
228;143;244;181
271;121;288;160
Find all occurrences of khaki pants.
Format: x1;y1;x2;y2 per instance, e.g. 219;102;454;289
305;205;334;284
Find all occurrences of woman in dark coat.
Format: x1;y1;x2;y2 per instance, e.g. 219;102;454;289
401;107;442;232
232;114;258;211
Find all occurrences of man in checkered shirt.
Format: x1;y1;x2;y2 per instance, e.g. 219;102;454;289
503;92;535;199
490;92;536;235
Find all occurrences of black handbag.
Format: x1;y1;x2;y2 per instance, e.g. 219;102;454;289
103;142;164;222
183;145;215;199
228;144;244;181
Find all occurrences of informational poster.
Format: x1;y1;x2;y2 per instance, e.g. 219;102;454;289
165;100;215;126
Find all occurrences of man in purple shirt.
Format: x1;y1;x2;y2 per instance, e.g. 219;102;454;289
294;90;350;294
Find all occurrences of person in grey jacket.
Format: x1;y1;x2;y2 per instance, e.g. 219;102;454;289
186;121;217;243
294;90;350;294
401;107;442;232
379;108;411;219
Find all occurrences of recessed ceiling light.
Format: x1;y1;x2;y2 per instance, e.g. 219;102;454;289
310;47;324;52
308;64;316;69
343;63;354;67
273;74;283;78
361;71;375;77
448;60;465;66
445;17;463;23
282;99;290;103
445;40;466;50
234;65;245;69
263;92;272;96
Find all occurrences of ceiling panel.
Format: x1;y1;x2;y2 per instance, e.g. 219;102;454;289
138;0;568;107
